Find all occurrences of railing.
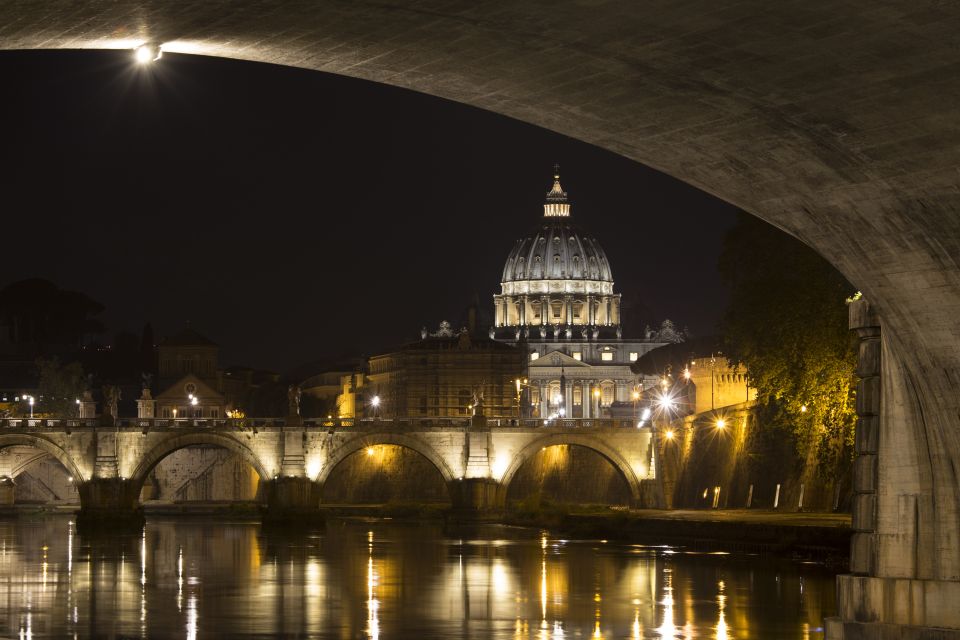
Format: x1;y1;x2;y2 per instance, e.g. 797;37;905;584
0;416;644;431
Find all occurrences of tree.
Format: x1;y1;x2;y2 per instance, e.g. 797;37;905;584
718;213;857;481
35;357;87;418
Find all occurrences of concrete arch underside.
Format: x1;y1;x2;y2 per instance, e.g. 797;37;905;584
0;435;86;484
130;431;270;493
317;432;457;496
499;433;643;506
2;3;959;635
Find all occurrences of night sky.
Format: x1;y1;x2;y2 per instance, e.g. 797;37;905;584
1;50;740;374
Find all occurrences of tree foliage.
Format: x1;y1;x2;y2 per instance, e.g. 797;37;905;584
718;214;857;479
35;357;87;418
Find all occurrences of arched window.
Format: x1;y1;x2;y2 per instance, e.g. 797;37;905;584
516;257;525;278
589;257;599;278
572;255;582;277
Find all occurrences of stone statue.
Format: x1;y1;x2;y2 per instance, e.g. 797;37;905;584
471;385;485;415
141;372;153;391
287;384;301;416
102;385;120;420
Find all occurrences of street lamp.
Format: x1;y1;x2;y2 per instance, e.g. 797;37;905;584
134;43;162;64
514;378;529;420
26;395;34;419
371;395;381;419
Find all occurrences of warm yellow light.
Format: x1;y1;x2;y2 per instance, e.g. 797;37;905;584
631;391;640;400
134;44;161;63
593;389;601;398
800;404;808;413
683;368;691;380
366;447;375;456
716;418;726;430
664;429;675;440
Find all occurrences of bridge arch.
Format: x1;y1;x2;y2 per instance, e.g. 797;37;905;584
0;434;87;484
317;432;457;500
498;433;643;506
129;431;270;494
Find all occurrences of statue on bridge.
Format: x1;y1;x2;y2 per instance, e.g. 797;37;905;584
102;385;121;425
287;384;301;417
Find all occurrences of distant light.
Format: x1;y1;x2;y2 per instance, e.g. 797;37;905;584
366;447;374;456
683;368;691;380
641;407;652;421
68;477;73;483
716;418;726;430
371;396;380;407
800;404;808;413
190;396;198;406
631;391;640;401
664;429;675;440
75;399;80;405
135;44;162;64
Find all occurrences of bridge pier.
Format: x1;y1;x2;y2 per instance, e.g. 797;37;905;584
0;477;14;506
262;477;322;523
449;478;503;520
76;478;144;528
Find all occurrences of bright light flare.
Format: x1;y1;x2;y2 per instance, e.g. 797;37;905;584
715;418;726;430
134;44;162;64
371;396;380;408
800;404;808;413
664;429;675;440
366;447;375;456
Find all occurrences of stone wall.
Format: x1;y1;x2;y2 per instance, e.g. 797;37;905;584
504;444;632;507
14;458;79;504
142;446;260;502
664;405;851;512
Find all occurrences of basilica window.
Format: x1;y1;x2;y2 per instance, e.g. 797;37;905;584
530;352;539;361
572;351;582;361
601;351;614;361
601;382;615;406
629;352;639;362
551;300;563;320
573;386;582;406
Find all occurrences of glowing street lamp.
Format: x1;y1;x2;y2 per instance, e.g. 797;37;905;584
26;395;34;418
715;418;726;430
134;44;162;64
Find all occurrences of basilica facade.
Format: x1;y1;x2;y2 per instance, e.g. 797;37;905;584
492;170;676;419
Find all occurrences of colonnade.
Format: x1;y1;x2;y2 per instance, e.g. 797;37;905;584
494;293;621;328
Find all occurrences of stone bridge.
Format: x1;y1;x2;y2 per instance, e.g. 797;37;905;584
0;416;657;516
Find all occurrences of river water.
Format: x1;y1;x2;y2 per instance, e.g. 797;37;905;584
0;515;835;639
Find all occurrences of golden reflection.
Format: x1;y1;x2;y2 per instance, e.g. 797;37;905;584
632;609;642;639
186;593;198;640
367;534;380;640
657;566;677;639
717;579;731;640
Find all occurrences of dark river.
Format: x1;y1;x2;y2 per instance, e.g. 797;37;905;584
0;516;835;639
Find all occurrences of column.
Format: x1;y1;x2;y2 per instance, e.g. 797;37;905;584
564;295;573;326
519;295;526;325
539;383;548;418
541;295;549;326
565;379;574;417
582;381;591;418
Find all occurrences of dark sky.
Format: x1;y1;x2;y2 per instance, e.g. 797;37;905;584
0;50;740;373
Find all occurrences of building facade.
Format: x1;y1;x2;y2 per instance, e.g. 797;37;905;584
340;322;525;420
492;170;676;418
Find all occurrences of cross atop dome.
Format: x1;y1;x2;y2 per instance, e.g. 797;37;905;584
544;164;571;217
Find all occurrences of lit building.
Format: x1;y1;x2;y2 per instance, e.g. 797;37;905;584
684;356;756;415
492;169;677;418
339;320;524;420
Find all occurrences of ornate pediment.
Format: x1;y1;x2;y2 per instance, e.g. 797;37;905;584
529;350;591;368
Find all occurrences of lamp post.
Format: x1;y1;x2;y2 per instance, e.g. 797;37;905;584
26;395;34;419
371;395;381;420
514;377;529;420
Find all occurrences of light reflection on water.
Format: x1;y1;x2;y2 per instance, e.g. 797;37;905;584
0;516;835;639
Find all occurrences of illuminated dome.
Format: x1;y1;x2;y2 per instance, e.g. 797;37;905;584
493;169;621;335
